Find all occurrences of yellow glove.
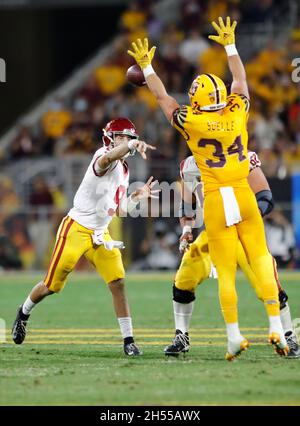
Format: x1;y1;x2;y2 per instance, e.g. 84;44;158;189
208;16;237;46
127;38;156;70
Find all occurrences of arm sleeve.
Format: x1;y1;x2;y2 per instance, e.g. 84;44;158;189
171;106;190;140
238;94;250;113
229;93;250;116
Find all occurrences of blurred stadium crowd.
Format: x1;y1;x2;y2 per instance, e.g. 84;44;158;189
0;0;299;271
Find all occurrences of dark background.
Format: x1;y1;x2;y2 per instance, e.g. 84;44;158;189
0;4;127;134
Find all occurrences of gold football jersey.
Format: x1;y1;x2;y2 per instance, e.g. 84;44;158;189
172;93;250;193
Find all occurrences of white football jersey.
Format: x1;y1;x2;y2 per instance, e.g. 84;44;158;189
68;147;129;231
180;155;201;194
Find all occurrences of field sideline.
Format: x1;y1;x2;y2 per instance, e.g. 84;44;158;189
0;271;300;406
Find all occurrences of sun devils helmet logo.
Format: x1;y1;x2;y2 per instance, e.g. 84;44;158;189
188;73;227;111
102;118;139;148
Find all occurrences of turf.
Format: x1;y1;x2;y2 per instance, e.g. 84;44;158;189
0;271;300;406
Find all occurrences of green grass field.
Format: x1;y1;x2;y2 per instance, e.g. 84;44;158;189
0;271;300;406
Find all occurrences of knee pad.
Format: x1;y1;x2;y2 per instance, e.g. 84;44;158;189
173;285;195;303
279;289;288;309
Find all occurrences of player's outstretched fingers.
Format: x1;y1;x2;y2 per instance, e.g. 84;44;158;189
218;16;226;29
149;179;159;188
150;189;161;199
146;143;156;151
136;141;147;159
211;20;221;33
146;176;154;186
137;38;144;51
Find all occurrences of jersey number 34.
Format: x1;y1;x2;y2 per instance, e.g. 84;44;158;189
198;135;246;168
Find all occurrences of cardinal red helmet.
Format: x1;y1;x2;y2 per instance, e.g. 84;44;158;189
102;118;139;148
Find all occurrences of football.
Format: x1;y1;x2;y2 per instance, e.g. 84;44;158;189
126;64;146;87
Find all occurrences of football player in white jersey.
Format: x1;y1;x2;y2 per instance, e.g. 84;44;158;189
165;151;300;358
12;118;159;356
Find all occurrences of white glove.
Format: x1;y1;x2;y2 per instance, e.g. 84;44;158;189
92;231;125;250
179;225;193;254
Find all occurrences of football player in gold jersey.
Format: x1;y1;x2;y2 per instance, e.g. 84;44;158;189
128;17;289;360
164;152;300;358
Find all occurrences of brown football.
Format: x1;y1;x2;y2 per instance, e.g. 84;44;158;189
126;64;146;87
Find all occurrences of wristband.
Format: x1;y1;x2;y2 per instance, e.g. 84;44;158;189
143;64;155;78
182;225;192;235
127;139;137;155
225;44;238;56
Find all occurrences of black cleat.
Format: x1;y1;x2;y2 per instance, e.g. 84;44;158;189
164;329;190;357
286;332;300;359
12;305;29;344
124;342;142;356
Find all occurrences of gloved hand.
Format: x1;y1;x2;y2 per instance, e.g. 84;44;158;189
179;226;193;254
127;38;156;69
208;16;237;46
92;231;125;250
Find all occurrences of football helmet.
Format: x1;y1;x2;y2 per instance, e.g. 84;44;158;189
102;118;139;148
188;73;227;111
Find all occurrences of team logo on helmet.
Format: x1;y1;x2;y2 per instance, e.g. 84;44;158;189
189;73;227;111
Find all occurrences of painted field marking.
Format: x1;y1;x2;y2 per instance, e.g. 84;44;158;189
13;334;267;340
2;340;267;346
6;327;269;333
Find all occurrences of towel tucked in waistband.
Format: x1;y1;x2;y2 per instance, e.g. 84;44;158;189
219;186;242;227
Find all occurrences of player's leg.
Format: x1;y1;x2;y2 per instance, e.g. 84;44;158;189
237;242;299;356
204;190;249;361
237;240;263;300
165;230;212;356
271;257;300;358
85;233;141;356
12;217;89;344
236;188;288;356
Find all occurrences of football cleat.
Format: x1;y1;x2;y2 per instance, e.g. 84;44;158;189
285;332;300;359
268;332;289;357
124;342;142;356
12;305;29;345
164;329;190;356
225;338;249;362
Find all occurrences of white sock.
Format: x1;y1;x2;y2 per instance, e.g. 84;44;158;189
173;301;194;333
226;322;243;341
118;317;133;339
280;303;294;336
269;315;285;336
22;296;36;316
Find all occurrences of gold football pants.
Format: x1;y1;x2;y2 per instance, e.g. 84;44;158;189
43;216;125;292
203;186;279;323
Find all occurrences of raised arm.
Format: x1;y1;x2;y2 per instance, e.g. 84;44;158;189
209;17;249;99
128;38;179;122
98;139;155;176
